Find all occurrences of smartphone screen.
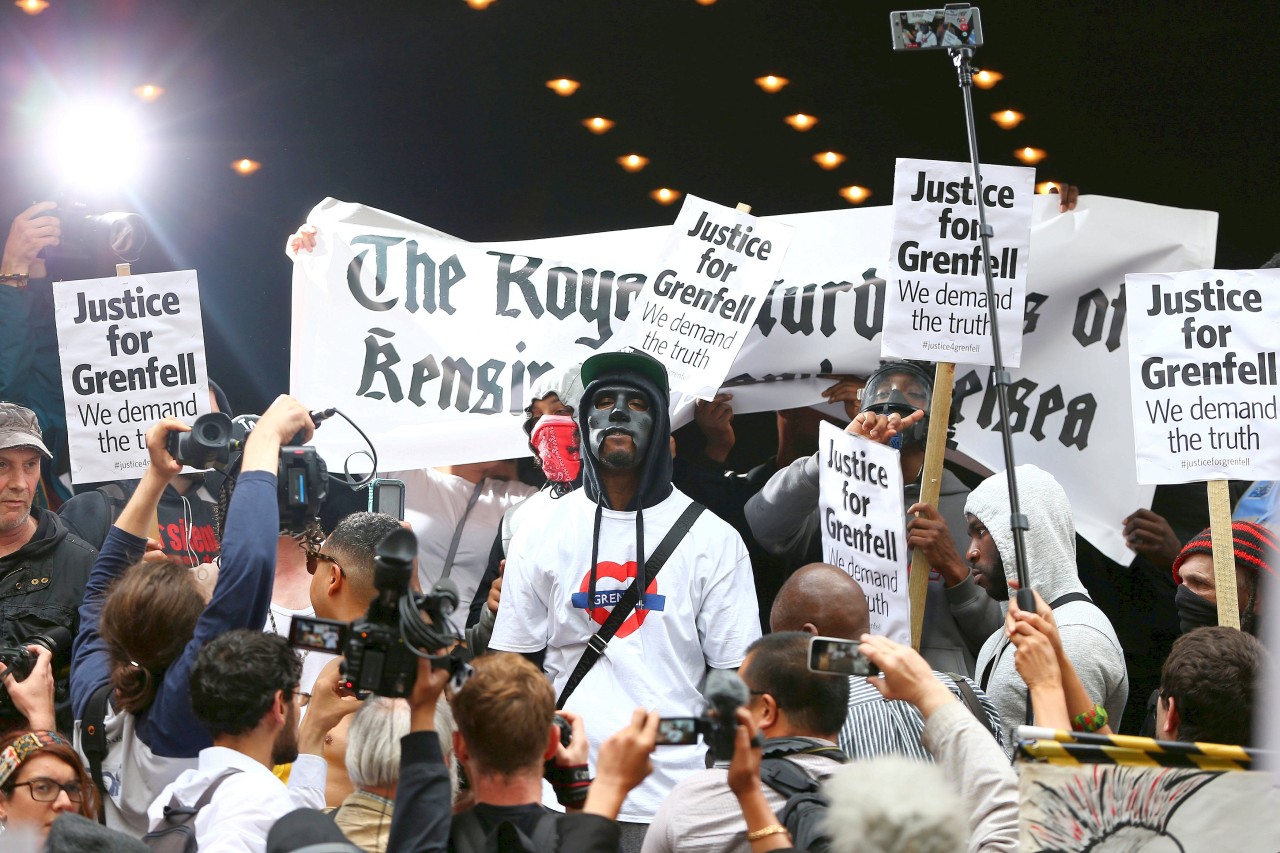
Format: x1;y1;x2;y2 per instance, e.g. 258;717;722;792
656;717;701;746
889;8;983;51
288;615;348;654
808;636;879;677
369;479;406;520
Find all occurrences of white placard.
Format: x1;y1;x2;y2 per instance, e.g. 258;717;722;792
1126;268;1280;484
54;270;211;483
884;157;1034;366
817;421;909;644
620;195;792;399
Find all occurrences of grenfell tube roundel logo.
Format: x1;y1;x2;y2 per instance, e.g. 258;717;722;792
571;561;667;639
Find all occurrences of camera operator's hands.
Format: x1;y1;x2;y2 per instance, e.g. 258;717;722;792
583;708;659;820
286;224;318;257
3;201;60;280
242;395;315;474
409;648;453;733
858;634;955;719
298;657;361;756
726;707;792;851
553;709;590;768
3;645;56;732
145;417;188;481
113;418;190;541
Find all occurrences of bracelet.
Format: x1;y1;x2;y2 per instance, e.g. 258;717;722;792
1071;704;1108;733
747;824;790;842
0;273;29;288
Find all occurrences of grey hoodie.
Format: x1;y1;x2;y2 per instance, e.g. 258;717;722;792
968;465;1128;747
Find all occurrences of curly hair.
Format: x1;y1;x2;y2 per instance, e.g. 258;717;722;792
98;559;205;714
190;630;301;739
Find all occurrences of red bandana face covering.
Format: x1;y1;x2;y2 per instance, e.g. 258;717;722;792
532;414;581;482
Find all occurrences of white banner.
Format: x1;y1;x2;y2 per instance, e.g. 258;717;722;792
289;194;1216;564
620;195;792;399
884;158;1034;366
1125;268;1280;484
54;270;211;483
817;421;909;644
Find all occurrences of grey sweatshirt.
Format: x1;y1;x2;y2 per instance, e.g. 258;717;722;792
968;464;1129;748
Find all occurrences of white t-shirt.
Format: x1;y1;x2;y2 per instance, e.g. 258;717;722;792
394;468;536;613
491;487;761;822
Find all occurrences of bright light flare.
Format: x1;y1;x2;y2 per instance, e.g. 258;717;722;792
650;188;681;205
232;159;262;175
813;151;845;170
839;185;872;204
582;117;615;134
465;0;496;7
784;113;817;131
15;0;49;15
973;70;1003;89
133;84;165;102
1014;147;1047;164
48;102;145;192
990;109;1023;129
1035;181;1061;194
755;75;789;93
618;154;649;172
546;78;581;96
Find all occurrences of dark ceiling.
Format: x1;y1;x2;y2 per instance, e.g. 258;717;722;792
3;0;1275;413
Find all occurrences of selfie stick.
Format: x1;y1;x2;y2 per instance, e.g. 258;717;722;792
942;6;1035;611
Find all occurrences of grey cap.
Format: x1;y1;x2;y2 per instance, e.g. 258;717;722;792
0;401;52;458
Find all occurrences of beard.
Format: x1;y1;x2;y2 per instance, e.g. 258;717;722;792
271;703;300;766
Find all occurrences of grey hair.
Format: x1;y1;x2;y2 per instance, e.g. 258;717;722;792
822;757;966;853
345;697;411;790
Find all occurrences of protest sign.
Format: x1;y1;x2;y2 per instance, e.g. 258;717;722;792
54;269;211;483
621;195;792;399
290;194;1215;564
884;158;1034;366
1125;268;1280;484
817;421;908;644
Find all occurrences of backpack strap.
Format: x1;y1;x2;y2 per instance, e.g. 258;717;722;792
979;591;1093;692
943;672;999;741
449;809;488;853
529;811;560;849
556;502;705;709
187;768;241;813
1049;592;1091;609
81;681;115;826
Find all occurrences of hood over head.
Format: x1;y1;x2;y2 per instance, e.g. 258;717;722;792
964;464;1084;602
576;350;673;511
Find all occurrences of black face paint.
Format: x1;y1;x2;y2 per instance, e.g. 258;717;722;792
586;385;653;469
1175;583;1219;634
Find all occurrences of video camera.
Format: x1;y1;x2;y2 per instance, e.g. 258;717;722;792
45;201;148;264
166;411;330;535
655;669;747;762
0;627;72;717
288;527;472;698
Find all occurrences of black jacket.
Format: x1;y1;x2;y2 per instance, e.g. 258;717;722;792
0;506;96;732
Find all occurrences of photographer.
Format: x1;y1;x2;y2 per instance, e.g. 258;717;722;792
70;395;315;835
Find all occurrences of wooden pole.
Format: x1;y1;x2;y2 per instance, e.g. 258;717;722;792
909;361;955;650
1206;478;1240;629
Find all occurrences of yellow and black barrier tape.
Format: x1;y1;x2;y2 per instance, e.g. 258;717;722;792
1015;725;1258;771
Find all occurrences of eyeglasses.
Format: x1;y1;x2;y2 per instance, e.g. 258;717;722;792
11;778;83;803
293;691;311;707
305;550;344;576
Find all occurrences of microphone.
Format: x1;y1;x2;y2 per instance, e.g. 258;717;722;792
704;669;749;762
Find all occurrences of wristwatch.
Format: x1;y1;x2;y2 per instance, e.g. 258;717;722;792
0;273;29;288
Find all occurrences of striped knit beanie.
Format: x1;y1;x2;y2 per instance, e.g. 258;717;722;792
1172;520;1277;584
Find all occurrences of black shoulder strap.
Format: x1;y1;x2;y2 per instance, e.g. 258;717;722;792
943;672;999;741
759;756;820;798
191;768;240;811
449;809;488;853
82;681;115;826
529;811;560;849
1049;591;1091;609
979;592;1092;692
556;501;705;709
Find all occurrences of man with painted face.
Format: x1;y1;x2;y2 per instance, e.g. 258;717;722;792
745;361;1002;676
492;350;760;850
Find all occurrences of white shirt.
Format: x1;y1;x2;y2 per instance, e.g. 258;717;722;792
394;467;536;613
146;747;326;853
492;487;760;822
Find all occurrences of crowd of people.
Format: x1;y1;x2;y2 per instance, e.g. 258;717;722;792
0;202;1274;852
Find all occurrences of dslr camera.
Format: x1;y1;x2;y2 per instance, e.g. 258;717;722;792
0;627;72;717
166;412;329;534
288;527;471;698
45;201;148;264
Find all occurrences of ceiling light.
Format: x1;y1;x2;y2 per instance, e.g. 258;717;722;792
618;154;649;173
1014;147;1046;165
695;0;717;5
582;117;615;134
990;109;1023;129
15;0;49;14
754;75;789;93
232;159;262;175
813;151;846;170
972;70;1003;89
650;188;681;205
133;84;165;102
546;78;581;96
784;113;817;131
839;186;872;204
1035;181;1061;194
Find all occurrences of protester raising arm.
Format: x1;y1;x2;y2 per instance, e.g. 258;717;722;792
385;652;452;853
726;709;801;853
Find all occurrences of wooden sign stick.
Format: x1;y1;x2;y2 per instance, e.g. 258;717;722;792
909;360;955;650
1206;478;1240;629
